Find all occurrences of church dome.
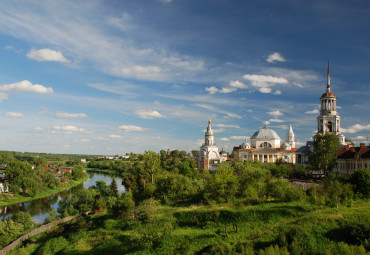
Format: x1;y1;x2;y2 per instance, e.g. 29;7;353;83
251;125;281;140
321;91;336;98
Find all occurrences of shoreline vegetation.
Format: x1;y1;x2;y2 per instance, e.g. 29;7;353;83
85;168;122;176
0;173;88;207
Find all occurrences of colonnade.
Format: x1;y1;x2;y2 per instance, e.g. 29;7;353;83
321;98;336;112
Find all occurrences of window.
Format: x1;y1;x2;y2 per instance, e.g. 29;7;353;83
260;142;272;148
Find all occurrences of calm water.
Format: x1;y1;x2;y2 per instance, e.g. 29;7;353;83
0;171;125;223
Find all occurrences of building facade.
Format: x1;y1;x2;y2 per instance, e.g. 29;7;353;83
233;124;297;164
198;119;226;171
335;144;370;177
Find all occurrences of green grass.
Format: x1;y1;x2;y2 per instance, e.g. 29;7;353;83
0;174;88;207
13;200;370;254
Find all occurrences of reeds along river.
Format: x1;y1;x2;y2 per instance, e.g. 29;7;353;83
0;171;125;223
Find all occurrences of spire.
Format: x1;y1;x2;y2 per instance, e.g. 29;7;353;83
206;118;213;135
326;61;331;92
289;124;293;133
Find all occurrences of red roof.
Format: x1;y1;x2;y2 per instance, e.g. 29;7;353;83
321;92;336;98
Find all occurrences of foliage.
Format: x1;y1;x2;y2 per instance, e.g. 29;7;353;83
6;161;43;196
203;163;239;203
0;212;34;249
71;164;85;180
349;168;370;197
110;177;119;197
143;150;161;183
309;133;340;172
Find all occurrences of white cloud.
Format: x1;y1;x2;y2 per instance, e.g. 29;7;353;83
273;124;288;130
5;112;24;118
53;125;86;133
26;48;68;62
134;109;165;119
206;81;247;95
243;74;288;84
295;141;306;147
266;52;286;63
220;87;237;93
214;124;240;128
34;127;44;131
305;109;319;114
205;86;219;94
108;134;124;139
259;87;272;93
230;80;248;89
352;136;367;140
293;82;304;88
274;90;282;95
74;138;90;143
269;119;284;123
118;125;146;132
230;136;249;140
122;65;161;79
0;92;8;102
220;137;230;141
0;80;53;94
212;128;225;133
342;124;370;134
38;107;50;114
56;112;87;118
195;104;242;119
267;110;283;117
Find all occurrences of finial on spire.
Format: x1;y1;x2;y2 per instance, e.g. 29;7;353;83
327;61;331;92
208;118;211;125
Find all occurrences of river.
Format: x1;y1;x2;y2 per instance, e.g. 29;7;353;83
0;171;125;223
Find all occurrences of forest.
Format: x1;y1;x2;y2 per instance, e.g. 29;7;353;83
1;150;368;254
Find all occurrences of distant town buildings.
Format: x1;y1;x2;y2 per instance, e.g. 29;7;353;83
336;143;370;177
197;64;369;174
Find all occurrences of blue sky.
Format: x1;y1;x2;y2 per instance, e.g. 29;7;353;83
0;0;369;155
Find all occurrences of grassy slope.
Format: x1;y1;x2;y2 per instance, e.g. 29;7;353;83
13;200;370;254
0;174;88;207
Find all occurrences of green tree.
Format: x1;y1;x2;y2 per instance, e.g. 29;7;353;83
349;168;370;197
143;151;161;183
309;133;340;172
72;164;85;180
110;177;119;197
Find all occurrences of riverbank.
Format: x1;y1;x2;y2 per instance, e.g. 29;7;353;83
0;174;88;207
85;168;122;176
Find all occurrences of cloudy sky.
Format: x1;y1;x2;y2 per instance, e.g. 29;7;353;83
0;0;369;155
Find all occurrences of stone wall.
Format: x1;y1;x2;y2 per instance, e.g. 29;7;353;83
0;215;76;255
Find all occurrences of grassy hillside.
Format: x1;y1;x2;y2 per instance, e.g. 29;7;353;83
12;200;369;254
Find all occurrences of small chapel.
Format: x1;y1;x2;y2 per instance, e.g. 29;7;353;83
198;119;227;171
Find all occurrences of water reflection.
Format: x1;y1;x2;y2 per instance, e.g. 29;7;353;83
0;172;125;223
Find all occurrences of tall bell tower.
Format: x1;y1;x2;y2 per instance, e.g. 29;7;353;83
316;63;346;145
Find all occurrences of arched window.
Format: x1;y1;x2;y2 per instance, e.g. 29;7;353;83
260;142;272;148
327;121;333;132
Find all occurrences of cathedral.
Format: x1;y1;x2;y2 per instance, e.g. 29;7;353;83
232;124;297;164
